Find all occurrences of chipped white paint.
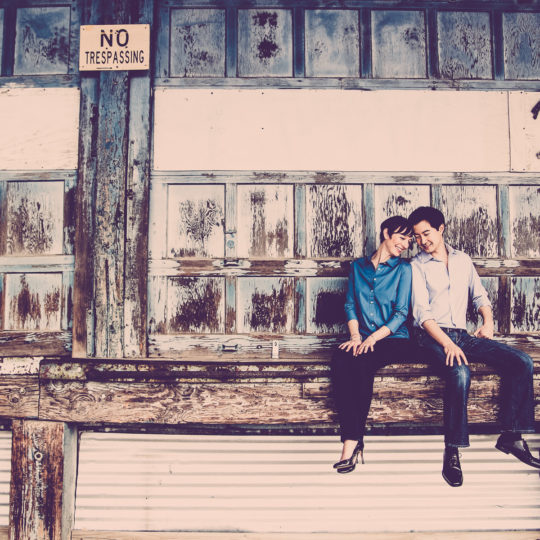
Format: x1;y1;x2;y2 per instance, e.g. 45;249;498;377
0;431;10;527
509;91;540;172
74;433;540;533
154;89;510;172
0;88;79;170
0;357;41;375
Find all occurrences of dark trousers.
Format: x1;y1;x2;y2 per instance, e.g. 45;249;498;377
416;328;535;448
331;338;416;442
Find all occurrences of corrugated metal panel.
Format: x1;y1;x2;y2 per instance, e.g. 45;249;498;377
0;432;11;527
74;433;540;533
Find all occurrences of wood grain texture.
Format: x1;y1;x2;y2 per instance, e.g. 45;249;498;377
13;6;70;75
4;273;62;331
305;10;359;77
3;180;64;256
0;331;71;356
237;184;293;258
511;277;540;333
167;277;225;333
371;10;426;79
509;185;540;258
237;277;296;333
436;185;498;257
170;8;226;77
167;184;225;257
0;375;39;418
306;184;363;258
437;11;492;80
503;12;540;80
238;9;292;77
9;420;77;540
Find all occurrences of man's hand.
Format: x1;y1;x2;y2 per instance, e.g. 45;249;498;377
443;341;468;366
339;336;362;356
474;323;494;340
356;335;376;355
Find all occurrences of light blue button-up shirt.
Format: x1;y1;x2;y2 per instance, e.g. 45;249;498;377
411;244;491;330
344;256;412;339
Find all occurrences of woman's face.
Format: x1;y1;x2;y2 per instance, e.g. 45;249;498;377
384;230;411;257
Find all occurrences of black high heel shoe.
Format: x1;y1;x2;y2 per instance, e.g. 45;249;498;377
333;441;365;474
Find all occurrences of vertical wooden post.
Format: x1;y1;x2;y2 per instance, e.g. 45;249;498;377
73;0;153;358
9;420;78;540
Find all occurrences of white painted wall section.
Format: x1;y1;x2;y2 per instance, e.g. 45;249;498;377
0;88;79;170
154;89;510;172
509;91;540;172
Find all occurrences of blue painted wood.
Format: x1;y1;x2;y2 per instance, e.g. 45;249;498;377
226;6;238;76
360;8;371;78
293;7;304;78
503;12;540;80
14;6;70;75
155;5;170;77
0;9;4;73
170;8;226;77
371;10;426;79
1;4;15;77
492;10;504;81
426;8;439;78
305;9;359;77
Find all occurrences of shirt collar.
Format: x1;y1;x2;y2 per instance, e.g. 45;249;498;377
362;254;401;268
416;243;457;263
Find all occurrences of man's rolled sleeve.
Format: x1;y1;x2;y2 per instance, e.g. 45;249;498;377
411;260;433;327
385;263;412;334
469;258;491;312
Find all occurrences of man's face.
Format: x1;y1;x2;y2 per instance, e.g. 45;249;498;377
413;220;444;254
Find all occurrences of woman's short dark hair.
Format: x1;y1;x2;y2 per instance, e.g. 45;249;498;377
379;216;412;243
408;206;445;229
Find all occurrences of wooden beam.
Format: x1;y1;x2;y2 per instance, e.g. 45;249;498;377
9;420;78;540
0;375;39;418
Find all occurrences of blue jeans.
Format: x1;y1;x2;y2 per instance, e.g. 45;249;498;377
416;328;535;447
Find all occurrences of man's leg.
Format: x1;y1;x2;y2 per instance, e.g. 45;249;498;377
416;329;470;486
456;334;539;468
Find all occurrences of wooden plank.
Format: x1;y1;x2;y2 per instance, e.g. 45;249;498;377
0;375;39;418
437;185;499;257
170;8;226;77
237;277;296;334
306;184;363;258
0;10;4;73
238;9;293;77
4;273;62;331
93;70;129;357
13;6;70;75
3;180;64;256
306;277;347;334
225;183;237;257
503;12;540;80
0;88;79;170
125;14;153;358
152;170;540;186
167;184;225;257
437;11;493;80
64;175;76;256
10;420;77;540
153;89;509;171
509;91;540;173
371;10;426;79
509;186;540;258
305;10;359;77
147;275;167;335
511;277;540;333
237;184;293;258
154;4;170;78
0;331;71;356
167;277;225;333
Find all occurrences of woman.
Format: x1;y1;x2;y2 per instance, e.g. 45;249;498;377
332;216;414;473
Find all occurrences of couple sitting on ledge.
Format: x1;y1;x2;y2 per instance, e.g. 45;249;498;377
332;206;537;487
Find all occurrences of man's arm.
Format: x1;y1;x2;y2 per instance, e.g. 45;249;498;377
469;259;494;339
474;305;494;339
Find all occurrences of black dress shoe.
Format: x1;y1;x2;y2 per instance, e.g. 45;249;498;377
333;441;365;474
495;435;540;469
442;447;463;487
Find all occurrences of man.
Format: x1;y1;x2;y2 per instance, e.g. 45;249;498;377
408;206;538;487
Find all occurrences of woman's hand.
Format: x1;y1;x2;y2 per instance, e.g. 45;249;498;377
356;335;376;355
339;335;363;356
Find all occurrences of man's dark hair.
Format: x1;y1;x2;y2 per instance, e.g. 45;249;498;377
379;216;412;243
408;206;445;230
